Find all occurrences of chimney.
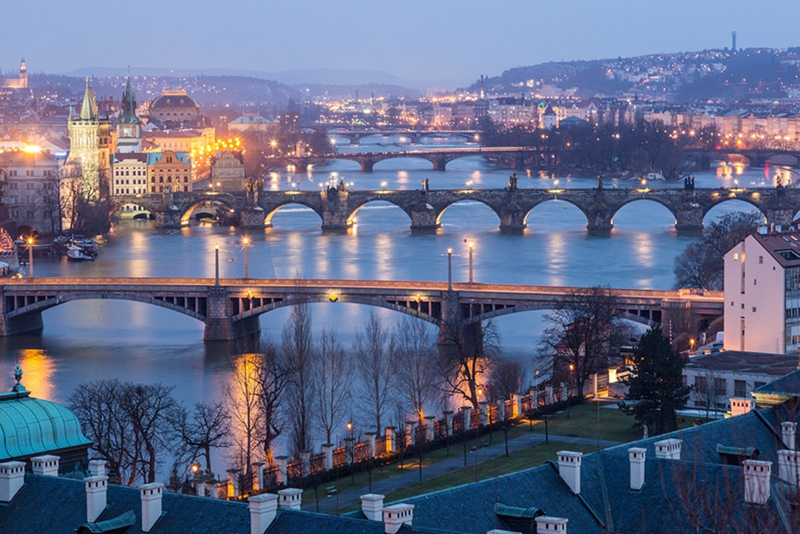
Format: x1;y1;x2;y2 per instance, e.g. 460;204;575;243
778;450;800;486
0;461;25;502
277;487;302;510
31;455;59;476
140;482;164;532
383;503;414;534
743;460;771;505
85;475;108;522
488;530;523;534
629;448;646;490
781;422;796;450
88;459;107;477
654;438;682;460
249;493;278;534
730;398;753;417
535;516;568;533
557;451;582;494
361;493;385;521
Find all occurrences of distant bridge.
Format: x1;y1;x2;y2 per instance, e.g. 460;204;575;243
0;277;723;342
112;184;800;233
327;129;481;145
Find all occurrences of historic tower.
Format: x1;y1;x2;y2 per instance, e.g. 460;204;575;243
18;58;27;89
67;78;111;198
116;74;142;153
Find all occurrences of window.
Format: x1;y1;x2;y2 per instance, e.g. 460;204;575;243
752;307;757;312
734;380;747;398
734;252;739;260
759;256;764;264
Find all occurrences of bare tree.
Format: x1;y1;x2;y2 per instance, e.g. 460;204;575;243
695;369;726;419
490;360;526;403
392;318;438;421
283;303;317;456
540;286;629;399
226;353;263;474
438;319;500;409
314;328;351;444
121;383;178;484
353;312;393;433
169;401;231;474
253;339;291;466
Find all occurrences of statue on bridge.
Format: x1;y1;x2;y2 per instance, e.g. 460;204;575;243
683;175;695;190
507;173;518;190
597;175;603;189
338;179;346;192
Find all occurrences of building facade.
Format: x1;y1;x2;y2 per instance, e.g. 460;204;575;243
66;78;111;198
209;151;245;192
116;75;142;154
0;149;63;235
147;151;191;193
111;154;148;196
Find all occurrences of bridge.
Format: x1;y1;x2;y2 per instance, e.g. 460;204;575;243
0;277;723;342
275;147;535;172
327;129;481;145
112;183;800;233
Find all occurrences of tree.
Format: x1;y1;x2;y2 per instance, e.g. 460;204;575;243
283;303;317;457
391;318;438;421
313;328;350;444
437;320;500;409
253;339;291;466
121;383;179;484
226;353;263;474
620;328;692;435
169;401;231;474
490;360;526;403
695;368;726;419
353;312;393;433
673;212;762;290
540;286;629;399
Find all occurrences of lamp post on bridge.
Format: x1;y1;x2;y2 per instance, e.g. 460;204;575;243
214;244;220;286
447;248;453;291
467;242;473;285
26;237;34;279
242;237;250;279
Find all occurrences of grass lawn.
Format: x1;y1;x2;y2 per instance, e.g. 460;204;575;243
524;400;643;443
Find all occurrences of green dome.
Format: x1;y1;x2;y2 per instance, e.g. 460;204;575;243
0;391;92;461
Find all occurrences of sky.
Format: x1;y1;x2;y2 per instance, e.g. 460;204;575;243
3;0;800;88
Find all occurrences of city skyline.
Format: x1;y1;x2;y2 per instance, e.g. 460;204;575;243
3;0;800;88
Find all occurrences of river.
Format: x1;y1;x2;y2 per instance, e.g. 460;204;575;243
0;135;779;472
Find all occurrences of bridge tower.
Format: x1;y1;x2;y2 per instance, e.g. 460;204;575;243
322;185;351;230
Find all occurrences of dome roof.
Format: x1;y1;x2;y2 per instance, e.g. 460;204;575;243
0;390;92;461
151;90;199;110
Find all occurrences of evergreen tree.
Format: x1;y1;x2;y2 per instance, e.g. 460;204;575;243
620;328;692;435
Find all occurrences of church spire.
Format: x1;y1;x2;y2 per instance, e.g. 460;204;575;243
79;76;98;121
120;71;140;124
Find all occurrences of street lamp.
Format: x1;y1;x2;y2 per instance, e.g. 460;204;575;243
242;237;250;279
567;364;575;419
381;181;387;192
214;244;220;286
26;237;33;279
447;248;453;291
467;242;474;285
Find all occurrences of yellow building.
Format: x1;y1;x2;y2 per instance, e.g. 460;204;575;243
209;151;246;191
147;151;192;193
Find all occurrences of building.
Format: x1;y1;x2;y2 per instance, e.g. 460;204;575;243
111;153;148;196
147;150;191;193
0;148;64;235
209;150;246;192
148;89;202;127
0;364;91;470
66;78;112;198
116;75;143;154
723;225;800;354
228;113;274;133
0;58;27;89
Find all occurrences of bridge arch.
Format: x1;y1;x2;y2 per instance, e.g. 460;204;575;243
435;199;502;226
232;295;441;327
110;198;161;219
180;198;239;226
263;201;324;227
5;293;207;324
610;198;678;228
346;199;411;226
371;155;439;171
702;197;767;225
523;199;590;228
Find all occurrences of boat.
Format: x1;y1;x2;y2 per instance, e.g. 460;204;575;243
66;245;95;262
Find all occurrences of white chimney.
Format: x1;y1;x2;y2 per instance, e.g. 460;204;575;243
654;438;682;460
781;422;796;450
535;516;568;533
730;398;753;417
85;475;108;522
31;455;59;476
0;461;25;502
277;487;302;510
778;449;800;486
249;493;278;534
140;482;164;532
743;460;771;505
629;448;646;490
557;451;582;494
488;530;522;534
88;459;107;477
361;493;385;521
383;503;414;534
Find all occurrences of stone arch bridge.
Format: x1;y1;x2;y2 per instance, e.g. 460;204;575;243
114;185;800;232
0;278;722;343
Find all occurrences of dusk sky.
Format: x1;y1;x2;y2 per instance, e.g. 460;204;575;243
3;0;800;87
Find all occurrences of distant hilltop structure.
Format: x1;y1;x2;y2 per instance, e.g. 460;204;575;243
0;58;27;89
732;29;737;53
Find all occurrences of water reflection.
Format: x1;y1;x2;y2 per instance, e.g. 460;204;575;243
16;349;54;400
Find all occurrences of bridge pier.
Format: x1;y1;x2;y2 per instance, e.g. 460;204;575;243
766;207;795;228
240;207;267;228
499;207;526;231
155;208;183;229
674;205;704;232
0;312;43;337
432;158;447;172
410;202;439;230
585;210;613;232
322;189;352;230
360;160;375;172
438;290;483;359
